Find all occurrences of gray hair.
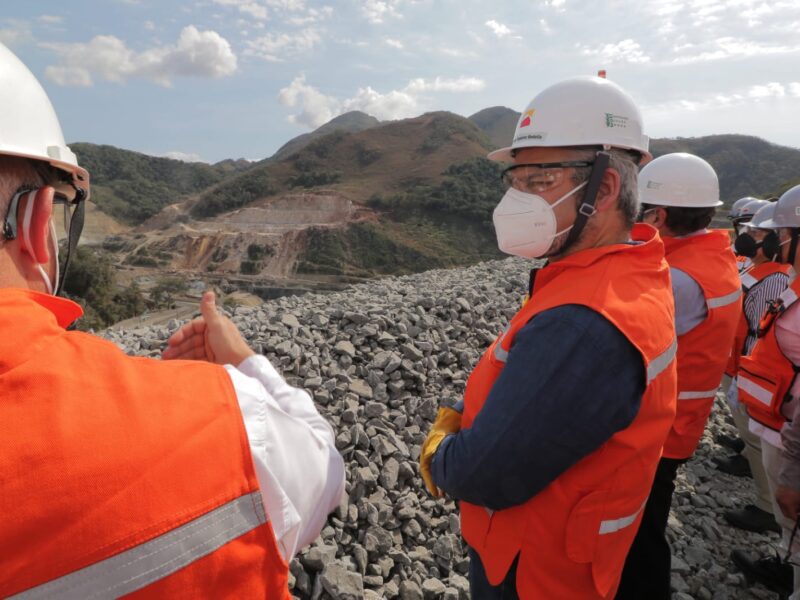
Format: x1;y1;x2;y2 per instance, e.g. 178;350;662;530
0;157;60;224
570;148;640;227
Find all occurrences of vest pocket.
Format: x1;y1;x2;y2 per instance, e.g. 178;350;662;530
565;483;648;597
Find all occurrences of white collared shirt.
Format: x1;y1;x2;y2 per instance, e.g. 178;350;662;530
224;355;345;560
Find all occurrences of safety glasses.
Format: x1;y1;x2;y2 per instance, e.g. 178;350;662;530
501;161;594;195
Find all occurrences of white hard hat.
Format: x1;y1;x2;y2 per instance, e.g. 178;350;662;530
729;196;758;219
739;199;770;222
488;76;651;164
638;152;721;208
759;185;800;229
0;42;89;192
745;202;778;230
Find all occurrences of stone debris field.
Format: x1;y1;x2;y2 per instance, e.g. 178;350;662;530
103;257;784;600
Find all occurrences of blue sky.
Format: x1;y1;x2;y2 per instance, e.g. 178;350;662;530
3;0;800;163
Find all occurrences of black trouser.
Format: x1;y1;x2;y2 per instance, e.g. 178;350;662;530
615;457;686;600
469;547;520;600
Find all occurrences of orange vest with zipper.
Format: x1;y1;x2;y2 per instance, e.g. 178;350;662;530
0;289;290;599
725;262;790;377
738;278;800;432
661;231;741;459
460;225;677;600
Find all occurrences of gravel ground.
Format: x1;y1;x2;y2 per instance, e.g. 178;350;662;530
103;256;783;599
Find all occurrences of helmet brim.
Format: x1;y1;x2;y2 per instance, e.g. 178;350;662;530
487;145;653;165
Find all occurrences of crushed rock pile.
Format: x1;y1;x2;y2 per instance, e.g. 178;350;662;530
104;257;784;600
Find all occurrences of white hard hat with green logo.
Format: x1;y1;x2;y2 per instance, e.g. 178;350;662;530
488;76;651;164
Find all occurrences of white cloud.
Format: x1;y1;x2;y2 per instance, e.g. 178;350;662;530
162;151;207;163
278;74;339;128
749;82;786;99
213;0;269;20
244;28;321;61
287;6;333;25
144;20;156;31
540;19;552;34
362;0;403;24
581;38;651;64
405;76;485;93
385;38;403;49
38;15;63;24
485;20;511;38
670;37;800;64
44;26;237;87
0;19;33;47
279;74;486;128
791;83;800;98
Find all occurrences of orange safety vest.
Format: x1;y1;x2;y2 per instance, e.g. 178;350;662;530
460;224;677;600
738;279;800;432
0;289;290;599
661;230;742;459
724;262;790;377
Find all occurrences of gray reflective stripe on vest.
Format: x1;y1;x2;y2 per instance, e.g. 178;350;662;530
738;375;773;407
707;288;742;309
598;500;647;535
646;339;677;385
677;387;719;400
782;287;800;308
493;324;512;363
11;492;267;600
740;272;758;290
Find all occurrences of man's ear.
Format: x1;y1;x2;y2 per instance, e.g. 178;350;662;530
17;188;54;264
594;167;622;213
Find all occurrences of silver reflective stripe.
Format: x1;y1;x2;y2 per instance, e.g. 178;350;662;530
740;273;758;290
677;387;719;400
11;492;267;600
598;500;647;535
646;339;677;384
493;325;511;363
738;375;774;407
782;288;799;308
707;288;742;309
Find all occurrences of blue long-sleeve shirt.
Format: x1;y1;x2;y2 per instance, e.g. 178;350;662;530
431;304;646;511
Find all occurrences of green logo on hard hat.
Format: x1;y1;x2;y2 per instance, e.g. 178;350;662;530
605;113;629;128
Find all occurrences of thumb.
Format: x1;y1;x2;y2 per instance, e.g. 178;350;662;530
200;291;221;325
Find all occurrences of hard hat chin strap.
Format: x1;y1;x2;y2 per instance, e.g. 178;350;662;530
559;151;610;254
56;186;86;297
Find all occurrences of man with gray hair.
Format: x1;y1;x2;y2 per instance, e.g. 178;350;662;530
418;76;678;599
0;42;344;597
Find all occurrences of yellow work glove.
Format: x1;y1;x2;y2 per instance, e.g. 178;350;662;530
420;406;462;498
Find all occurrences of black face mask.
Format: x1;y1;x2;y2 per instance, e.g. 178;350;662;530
734;232;758;258
734;231;780;260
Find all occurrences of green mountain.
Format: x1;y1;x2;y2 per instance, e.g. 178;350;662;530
270;111;381;162
71;143;252;225
468;106;520;149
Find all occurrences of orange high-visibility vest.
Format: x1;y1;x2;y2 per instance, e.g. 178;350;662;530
661;230;741;459
460;225;677;600
738;278;800;432
0;289;290;599
725;262;790;377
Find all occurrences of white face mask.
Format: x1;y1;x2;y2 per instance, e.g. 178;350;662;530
493;181;588;258
35;220;60;295
19;189;60;295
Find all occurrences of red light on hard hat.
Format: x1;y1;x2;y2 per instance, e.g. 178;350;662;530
598;69;607;79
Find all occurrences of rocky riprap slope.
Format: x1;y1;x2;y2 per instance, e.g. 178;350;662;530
104;258;785;600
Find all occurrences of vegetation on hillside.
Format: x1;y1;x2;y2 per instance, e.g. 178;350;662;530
72;143;246;225
369;157;505;228
61;246;147;330
190;168;275;218
298;158;505;277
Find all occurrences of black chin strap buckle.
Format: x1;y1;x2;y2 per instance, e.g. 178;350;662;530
578;203;597;218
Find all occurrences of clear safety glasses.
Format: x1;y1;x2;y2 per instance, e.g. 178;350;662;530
500;161;594;195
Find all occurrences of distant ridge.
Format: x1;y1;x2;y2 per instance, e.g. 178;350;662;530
270;111;381;162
